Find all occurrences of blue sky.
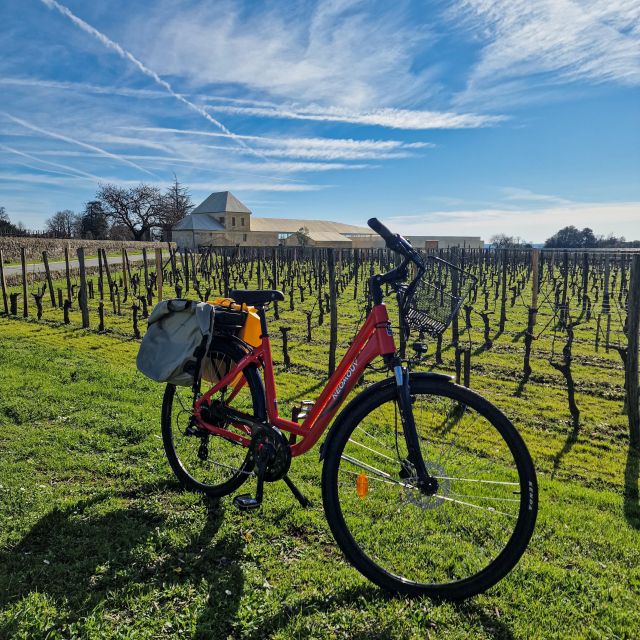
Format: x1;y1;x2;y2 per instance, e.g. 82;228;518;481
1;0;639;242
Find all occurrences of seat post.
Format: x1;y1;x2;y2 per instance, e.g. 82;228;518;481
257;305;269;338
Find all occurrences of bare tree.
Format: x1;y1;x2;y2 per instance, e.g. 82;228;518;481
160;176;193;241
97;183;163;241
490;233;532;249
45;209;76;237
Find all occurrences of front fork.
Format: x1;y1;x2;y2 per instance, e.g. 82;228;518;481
394;364;438;495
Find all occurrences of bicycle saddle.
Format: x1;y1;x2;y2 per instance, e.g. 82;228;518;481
229;289;285;305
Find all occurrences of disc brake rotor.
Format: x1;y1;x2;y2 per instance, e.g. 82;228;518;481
403;460;450;510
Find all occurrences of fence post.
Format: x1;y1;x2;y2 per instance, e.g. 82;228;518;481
627;254;640;447
155;248;163;302
21;247;28;318
0;249;8;314
327;248;338;377
77;247;90;328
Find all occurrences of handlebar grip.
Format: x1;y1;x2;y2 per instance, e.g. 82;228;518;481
367;217;394;241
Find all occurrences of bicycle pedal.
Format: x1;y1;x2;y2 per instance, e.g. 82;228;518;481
232;494;262;511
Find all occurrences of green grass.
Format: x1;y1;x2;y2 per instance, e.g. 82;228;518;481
1;313;639;639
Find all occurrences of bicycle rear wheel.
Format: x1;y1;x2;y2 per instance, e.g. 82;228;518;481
321;374;537;599
161;339;265;497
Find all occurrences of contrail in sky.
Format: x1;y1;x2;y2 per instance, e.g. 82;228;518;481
4;113;155;176
39;0;263;159
0;143;101;181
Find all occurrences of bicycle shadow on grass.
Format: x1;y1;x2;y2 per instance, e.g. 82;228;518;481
0;482;245;638
244;585;516;640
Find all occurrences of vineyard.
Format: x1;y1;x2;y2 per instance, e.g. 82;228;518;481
1;242;639;638
2;244;639;450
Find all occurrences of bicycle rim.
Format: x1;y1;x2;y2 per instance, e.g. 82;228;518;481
322;376;537;598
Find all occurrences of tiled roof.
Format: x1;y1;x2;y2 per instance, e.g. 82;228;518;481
173;214;225;231
249;218;371;234
192;191;251;215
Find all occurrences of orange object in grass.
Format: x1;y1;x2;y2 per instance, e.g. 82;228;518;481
356;473;369;498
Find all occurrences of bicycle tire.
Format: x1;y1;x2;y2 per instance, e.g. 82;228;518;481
321;373;537;599
161;339;265;497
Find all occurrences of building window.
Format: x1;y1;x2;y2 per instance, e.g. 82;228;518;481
232;216;236;226
278;232;292;240
241;217;245;226
243;233;247;242
219;217;224;223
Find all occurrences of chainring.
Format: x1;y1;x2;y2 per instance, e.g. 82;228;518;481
249;427;291;482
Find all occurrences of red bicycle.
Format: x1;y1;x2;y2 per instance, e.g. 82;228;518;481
161;219;538;599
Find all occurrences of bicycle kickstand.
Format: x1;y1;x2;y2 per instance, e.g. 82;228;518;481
282;474;311;508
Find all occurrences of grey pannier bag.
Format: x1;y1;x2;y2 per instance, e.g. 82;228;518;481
136;299;215;387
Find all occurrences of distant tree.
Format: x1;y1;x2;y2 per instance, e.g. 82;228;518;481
77;201;109;239
97;184;163;241
490;233;532;249
45;209;76;238
294;226;311;246
109;223;134;240
0;207;21;235
545;226;600;248
159;176;193;241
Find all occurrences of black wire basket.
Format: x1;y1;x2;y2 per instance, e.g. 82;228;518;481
399;255;477;337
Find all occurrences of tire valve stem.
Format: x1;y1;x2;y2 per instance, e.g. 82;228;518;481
356;473;369;498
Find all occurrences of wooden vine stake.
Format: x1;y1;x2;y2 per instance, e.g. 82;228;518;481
627;254;640;448
21;247;28;318
64;244;72;302
327;248;338;376
0;249;8;315
155;248;163;303
77;247;90;328
42;251;56;307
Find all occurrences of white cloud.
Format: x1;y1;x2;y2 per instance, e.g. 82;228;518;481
186;181;328;193
133;0;437;109
205;103;504;130
452;0;640;104
125;126;431;161
387;200;640;242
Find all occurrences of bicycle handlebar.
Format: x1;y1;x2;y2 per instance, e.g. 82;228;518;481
367;217;424;268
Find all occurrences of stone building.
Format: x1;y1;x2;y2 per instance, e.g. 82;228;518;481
172;191;484;250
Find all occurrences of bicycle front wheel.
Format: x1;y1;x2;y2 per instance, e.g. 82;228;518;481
321;374;537;599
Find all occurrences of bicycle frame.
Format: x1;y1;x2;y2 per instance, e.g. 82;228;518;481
193;304;396;457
